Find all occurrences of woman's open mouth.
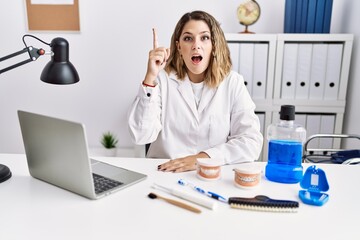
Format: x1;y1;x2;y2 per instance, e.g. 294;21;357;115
191;55;203;64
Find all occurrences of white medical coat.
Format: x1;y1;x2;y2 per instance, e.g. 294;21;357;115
128;70;263;164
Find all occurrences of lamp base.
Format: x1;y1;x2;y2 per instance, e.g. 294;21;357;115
0;164;12;183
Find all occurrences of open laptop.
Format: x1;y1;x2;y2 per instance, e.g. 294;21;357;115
17;110;147;200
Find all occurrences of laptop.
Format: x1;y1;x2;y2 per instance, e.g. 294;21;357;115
17;110;147;200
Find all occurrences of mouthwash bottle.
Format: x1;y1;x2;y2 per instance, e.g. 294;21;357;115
265;105;306;183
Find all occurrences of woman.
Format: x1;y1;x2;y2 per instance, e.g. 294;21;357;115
128;10;263;172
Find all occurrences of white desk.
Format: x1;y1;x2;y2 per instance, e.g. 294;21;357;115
0;154;359;240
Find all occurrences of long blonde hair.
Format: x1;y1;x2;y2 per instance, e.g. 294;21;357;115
165;11;232;88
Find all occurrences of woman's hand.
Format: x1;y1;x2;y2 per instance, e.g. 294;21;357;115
158;152;210;173
144;28;170;85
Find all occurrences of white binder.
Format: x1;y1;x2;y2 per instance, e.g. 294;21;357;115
239;43;254;95
228;42;240;73
281;43;298;99
252;43;268;99
309;44;328;100
306;114;322;149
295;44;312;99
324;44;343;100
295;113;307;130
319;114;335;149
256;112;265;135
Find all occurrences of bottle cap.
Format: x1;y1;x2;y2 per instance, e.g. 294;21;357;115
280;105;295;120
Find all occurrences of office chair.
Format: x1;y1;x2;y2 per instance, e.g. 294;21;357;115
303;133;360;164
145;143;151;156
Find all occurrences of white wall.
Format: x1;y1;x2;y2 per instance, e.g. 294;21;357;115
0;0;358;153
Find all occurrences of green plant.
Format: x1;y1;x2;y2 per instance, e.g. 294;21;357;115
101;131;118;149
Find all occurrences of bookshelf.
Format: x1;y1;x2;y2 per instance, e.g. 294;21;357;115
225;33;354;161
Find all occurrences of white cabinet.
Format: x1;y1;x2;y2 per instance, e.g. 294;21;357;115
226;33;354;161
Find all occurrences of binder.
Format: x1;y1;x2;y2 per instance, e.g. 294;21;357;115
300;0;309;33
309;44;328;100
228;43;240;73
256;112;265;135
295;0;303;33
314;0;326;33
239;43;254;95
252;43;268;99
281;43;298;99
295;113;307;129
284;0;297;33
295;44;312;99
306;0;317;33
319;114;335;149
306;114;322;149
324;44;343;100
323;0;333;33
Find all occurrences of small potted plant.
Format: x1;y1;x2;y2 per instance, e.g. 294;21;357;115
100;131;118;157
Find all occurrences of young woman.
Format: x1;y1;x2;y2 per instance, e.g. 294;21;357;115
128;10;263;172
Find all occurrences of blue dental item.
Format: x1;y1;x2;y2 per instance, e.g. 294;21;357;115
177;179;228;203
298;165;329;206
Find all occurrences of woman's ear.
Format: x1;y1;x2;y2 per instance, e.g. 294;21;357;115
176;41;181;52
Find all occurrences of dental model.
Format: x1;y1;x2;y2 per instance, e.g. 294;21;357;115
196;158;223;181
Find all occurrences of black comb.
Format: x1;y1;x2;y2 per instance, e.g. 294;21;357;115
228;195;299;213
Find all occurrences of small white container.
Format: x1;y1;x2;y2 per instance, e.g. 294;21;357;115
196;158;223;181
234;163;262;189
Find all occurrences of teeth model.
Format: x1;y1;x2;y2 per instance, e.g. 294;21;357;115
200;167;219;176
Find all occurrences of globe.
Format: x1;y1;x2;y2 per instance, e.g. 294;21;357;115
237;0;261;33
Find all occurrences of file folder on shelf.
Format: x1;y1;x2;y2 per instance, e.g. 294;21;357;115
228;43;240;73
324;44;343;100
306;114;322;149
284;0;297;33
295;44;312;99
239;43;255;95
309;44;327;100
252;43;268;99
281;43;298;99
319;115;335;149
314;0;326;33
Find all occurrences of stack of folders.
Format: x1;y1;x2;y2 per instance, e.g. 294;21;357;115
280;42;343;101
284;0;333;33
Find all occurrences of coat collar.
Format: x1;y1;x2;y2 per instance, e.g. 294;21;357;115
169;72;217;121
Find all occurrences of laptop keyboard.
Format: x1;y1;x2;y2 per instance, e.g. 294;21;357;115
92;173;123;195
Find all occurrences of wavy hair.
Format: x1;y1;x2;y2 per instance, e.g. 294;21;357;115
164;11;232;88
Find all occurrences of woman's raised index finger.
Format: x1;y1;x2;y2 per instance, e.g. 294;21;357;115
152;28;158;50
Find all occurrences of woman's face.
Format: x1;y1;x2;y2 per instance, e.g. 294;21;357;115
177;20;212;82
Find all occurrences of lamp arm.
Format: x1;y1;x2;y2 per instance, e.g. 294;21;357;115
0;46;45;75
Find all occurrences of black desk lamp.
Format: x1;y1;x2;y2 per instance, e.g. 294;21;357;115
0;34;80;183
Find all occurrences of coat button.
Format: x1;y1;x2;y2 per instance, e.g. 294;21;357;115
147;93;151;97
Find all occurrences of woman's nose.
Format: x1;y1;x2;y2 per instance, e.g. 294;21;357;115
192;40;201;50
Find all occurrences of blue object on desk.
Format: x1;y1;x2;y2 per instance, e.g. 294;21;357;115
299;165;329;206
178;179;228;203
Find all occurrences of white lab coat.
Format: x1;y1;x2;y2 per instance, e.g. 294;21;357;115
127;70;263;164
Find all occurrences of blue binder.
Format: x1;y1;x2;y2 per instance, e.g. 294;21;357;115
300;0;309;33
295;0;303;33
323;0;333;33
306;0;317;33
284;0;297;33
314;0;326;33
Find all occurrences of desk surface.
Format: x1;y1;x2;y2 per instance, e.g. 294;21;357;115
0;154;359;240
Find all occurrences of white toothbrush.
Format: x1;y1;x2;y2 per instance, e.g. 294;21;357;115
152;182;218;210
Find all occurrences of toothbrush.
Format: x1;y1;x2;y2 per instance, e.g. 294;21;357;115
178;179;228;203
152;183;217;210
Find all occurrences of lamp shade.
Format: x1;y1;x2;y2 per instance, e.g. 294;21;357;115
40;37;79;84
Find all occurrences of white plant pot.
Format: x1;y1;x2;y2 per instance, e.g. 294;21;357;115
89;147;117;157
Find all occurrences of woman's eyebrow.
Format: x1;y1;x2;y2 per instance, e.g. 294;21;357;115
181;31;210;36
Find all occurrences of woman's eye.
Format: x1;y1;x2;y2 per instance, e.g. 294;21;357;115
202;35;210;41
183;36;192;41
